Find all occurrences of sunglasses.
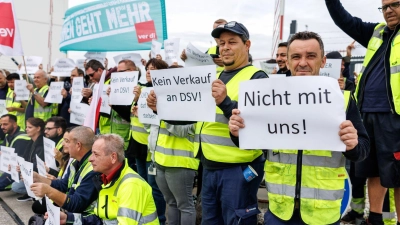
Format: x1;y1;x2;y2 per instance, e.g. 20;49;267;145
87;69;97;77
378;1;400;12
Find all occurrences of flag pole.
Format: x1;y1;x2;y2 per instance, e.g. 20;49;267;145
21;56;30;84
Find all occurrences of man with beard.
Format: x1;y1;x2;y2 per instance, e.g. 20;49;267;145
276;42;291;76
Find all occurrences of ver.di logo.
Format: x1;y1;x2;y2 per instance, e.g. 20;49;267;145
0;3;15;48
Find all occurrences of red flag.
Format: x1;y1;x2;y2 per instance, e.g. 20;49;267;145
0;0;23;56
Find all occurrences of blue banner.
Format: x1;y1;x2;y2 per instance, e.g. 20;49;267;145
59;0;167;52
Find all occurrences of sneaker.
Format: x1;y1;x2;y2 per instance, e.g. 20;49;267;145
341;210;363;224
17;194;33;202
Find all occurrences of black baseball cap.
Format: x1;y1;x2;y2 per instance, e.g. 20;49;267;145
211;21;249;39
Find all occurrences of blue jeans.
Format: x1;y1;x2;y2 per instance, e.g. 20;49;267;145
11;180;26;194
201;159;264;225
264;210;340;225
0;173;13;190
136;158;148;182
147;162;166;225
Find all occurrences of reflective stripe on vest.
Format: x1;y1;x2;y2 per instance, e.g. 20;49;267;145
56;138;63;151
8;133;30;147
155;121;199;170
32;85;52;121
117;208;158;225
350;197;365;214
6;90;25;129
194;66;263;163
265;90;351;225
355;23;400;114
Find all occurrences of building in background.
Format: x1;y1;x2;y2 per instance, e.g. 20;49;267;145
0;0;68;72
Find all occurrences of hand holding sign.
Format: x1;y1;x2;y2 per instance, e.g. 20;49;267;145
212;79;227;105
146;90;157;111
339;121;358;150
229;109;245;137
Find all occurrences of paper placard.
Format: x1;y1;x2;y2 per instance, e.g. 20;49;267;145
84;52;106;65
238;76;346;152
0;100;8;116
185;43;215;67
113;53;142;66
260;62;278;74
45;82;64;104
164;38;180;65
109;72;139;105
14;80;30;101
45;196;60;225
75;59;86;71
320;59;342;80
100;84;111;114
18;56;42;74
138;87;160;125
151;40;162;58
151;65;216;121
71;77;84;103
43;137;57;170
0;146;14;174
36;155;47;177
10;153;19;182
51;58;76;77
70;102;90;125
352;42;367;56
21;160;36;198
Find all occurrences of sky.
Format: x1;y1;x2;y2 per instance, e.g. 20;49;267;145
67;0;384;66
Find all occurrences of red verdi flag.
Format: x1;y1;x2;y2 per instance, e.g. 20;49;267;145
0;0;23;56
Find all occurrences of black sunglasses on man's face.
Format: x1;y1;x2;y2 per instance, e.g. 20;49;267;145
87;69;97;77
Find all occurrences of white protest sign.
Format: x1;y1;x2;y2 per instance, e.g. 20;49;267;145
21;160;36;198
238;76;346;152
100;84;111;114
151;40;162;58
17;156;24;167
352;42;367;56
0;146;14;174
185;43;215;67
260;62;278;74
320;59;342;80
51;58;76;77
43;137;57;170
18;56;42;74
151;65;216;121
45;82;64;104
164;38;180;65
14;80;30;101
113;53;142;66
109;72;139;105
0;100;8;116
84;52;106;65
75;59;86;70
10;153;19;182
36;155;47;177
70;102;90;125
45;196;60;225
138;87;160;125
71;77;84;103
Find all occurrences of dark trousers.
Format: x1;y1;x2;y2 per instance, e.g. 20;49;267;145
201;160;264;225
0;173;13;190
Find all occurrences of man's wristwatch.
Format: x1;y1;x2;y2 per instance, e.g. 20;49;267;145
33;91;38;96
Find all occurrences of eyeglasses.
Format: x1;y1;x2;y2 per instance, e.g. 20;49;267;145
378;1;400;12
45;127;59;131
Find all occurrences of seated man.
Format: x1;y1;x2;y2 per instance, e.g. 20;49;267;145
31;126;99;214
50;134;159;225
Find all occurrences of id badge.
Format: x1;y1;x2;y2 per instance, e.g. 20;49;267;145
148;163;156;175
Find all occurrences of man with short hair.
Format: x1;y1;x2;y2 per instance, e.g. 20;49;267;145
229;31;370;225
5;73;25;130
20;70;52;122
326;1;400;224
54;134;159;225
44;117;66;176
0;114;31;191
275;42;291;76
31;126;99;213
